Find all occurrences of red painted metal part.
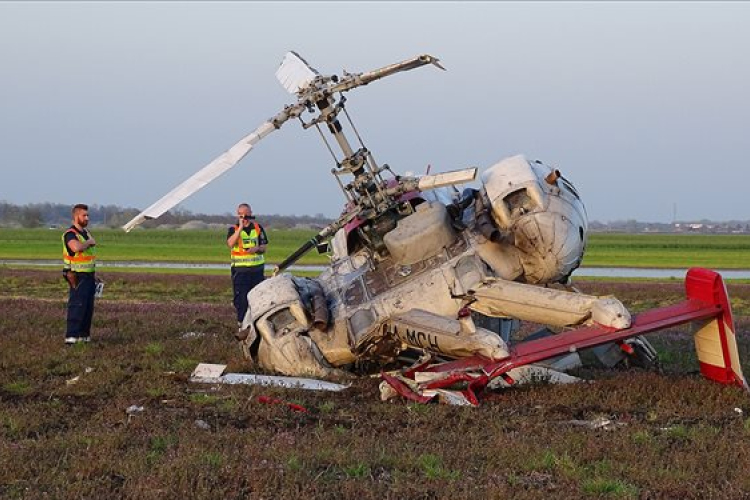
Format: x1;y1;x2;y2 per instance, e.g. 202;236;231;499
257;395;308;413
483;299;720;377
685;268;743;386
421;372;481;390
402;356;439;379
484;268;744;388
382;268;746;404
419;355;492;374
381;372;433;403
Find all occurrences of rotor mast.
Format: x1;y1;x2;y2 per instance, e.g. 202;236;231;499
290;54;446;208
272;53;482;274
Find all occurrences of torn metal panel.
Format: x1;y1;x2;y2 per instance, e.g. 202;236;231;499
191;363;227;379
190;373;350;392
385;309;509;359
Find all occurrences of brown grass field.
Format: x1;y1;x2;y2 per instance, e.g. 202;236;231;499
1;268;750;499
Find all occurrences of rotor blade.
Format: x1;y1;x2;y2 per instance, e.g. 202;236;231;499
416;167;477;191
276;51;319;94
331;54;445;94
122;121;276;232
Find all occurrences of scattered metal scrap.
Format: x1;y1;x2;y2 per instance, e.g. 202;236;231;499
189;363;350;392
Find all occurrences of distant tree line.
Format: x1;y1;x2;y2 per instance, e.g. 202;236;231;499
0;202;333;230
3;201;746;234
590;219;750;234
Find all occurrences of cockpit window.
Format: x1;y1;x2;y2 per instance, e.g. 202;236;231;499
505;189;535;217
268;308;300;335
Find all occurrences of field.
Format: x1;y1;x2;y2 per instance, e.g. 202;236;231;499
4;228;750;269
0;228;327;266
582;233;750;269
1;268;750;499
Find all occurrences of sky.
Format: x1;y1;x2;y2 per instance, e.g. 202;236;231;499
0;1;748;223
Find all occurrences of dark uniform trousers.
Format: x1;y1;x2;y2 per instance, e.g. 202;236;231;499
67;273;96;337
232;266;265;324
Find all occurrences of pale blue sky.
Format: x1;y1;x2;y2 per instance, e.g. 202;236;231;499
1;2;748;222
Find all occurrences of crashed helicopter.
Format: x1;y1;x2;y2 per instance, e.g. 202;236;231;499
124;52;746;405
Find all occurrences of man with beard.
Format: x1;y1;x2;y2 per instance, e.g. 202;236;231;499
62;203;97;344
226;203;268;330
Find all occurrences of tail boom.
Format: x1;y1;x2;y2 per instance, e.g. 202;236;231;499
382;268;747;405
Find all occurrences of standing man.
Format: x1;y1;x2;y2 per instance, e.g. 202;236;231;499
227;203;268;329
62;203;97;344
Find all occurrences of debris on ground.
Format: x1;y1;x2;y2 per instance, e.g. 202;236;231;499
566;416;624;430
189;363;349;392
190;363;227;378
65;367;94;385
257;395;308;413
126;405;145;415
181;331;207;339
194;419;211;430
380;357;582;406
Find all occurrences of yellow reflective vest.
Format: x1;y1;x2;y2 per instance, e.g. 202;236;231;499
230;223;265;267
62;228;96;273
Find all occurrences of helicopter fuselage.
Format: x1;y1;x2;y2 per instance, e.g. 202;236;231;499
239;154;630;378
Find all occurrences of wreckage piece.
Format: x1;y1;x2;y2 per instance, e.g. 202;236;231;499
189;361;350;392
383;268;747;404
381;356;580;406
190;373;349;392
241;275;351;379
362;309;510;360
484;268;746;387
468;277;632;329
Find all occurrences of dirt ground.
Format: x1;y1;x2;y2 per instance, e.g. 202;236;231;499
1;269;749;499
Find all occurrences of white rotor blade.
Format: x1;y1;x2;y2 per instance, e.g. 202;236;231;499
276;51;319;94
417;167;477;191
122;121;276;232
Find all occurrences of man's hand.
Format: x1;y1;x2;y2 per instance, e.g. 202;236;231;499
64;271;78;289
227;226;242;248
67;236;95;253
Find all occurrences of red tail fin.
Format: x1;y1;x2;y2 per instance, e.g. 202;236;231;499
686;268;747;389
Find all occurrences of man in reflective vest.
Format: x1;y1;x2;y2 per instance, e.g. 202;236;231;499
226;203;268;328
62;203;97;345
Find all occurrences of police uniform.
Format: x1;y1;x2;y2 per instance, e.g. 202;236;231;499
228;221;268;324
63;226;96;342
